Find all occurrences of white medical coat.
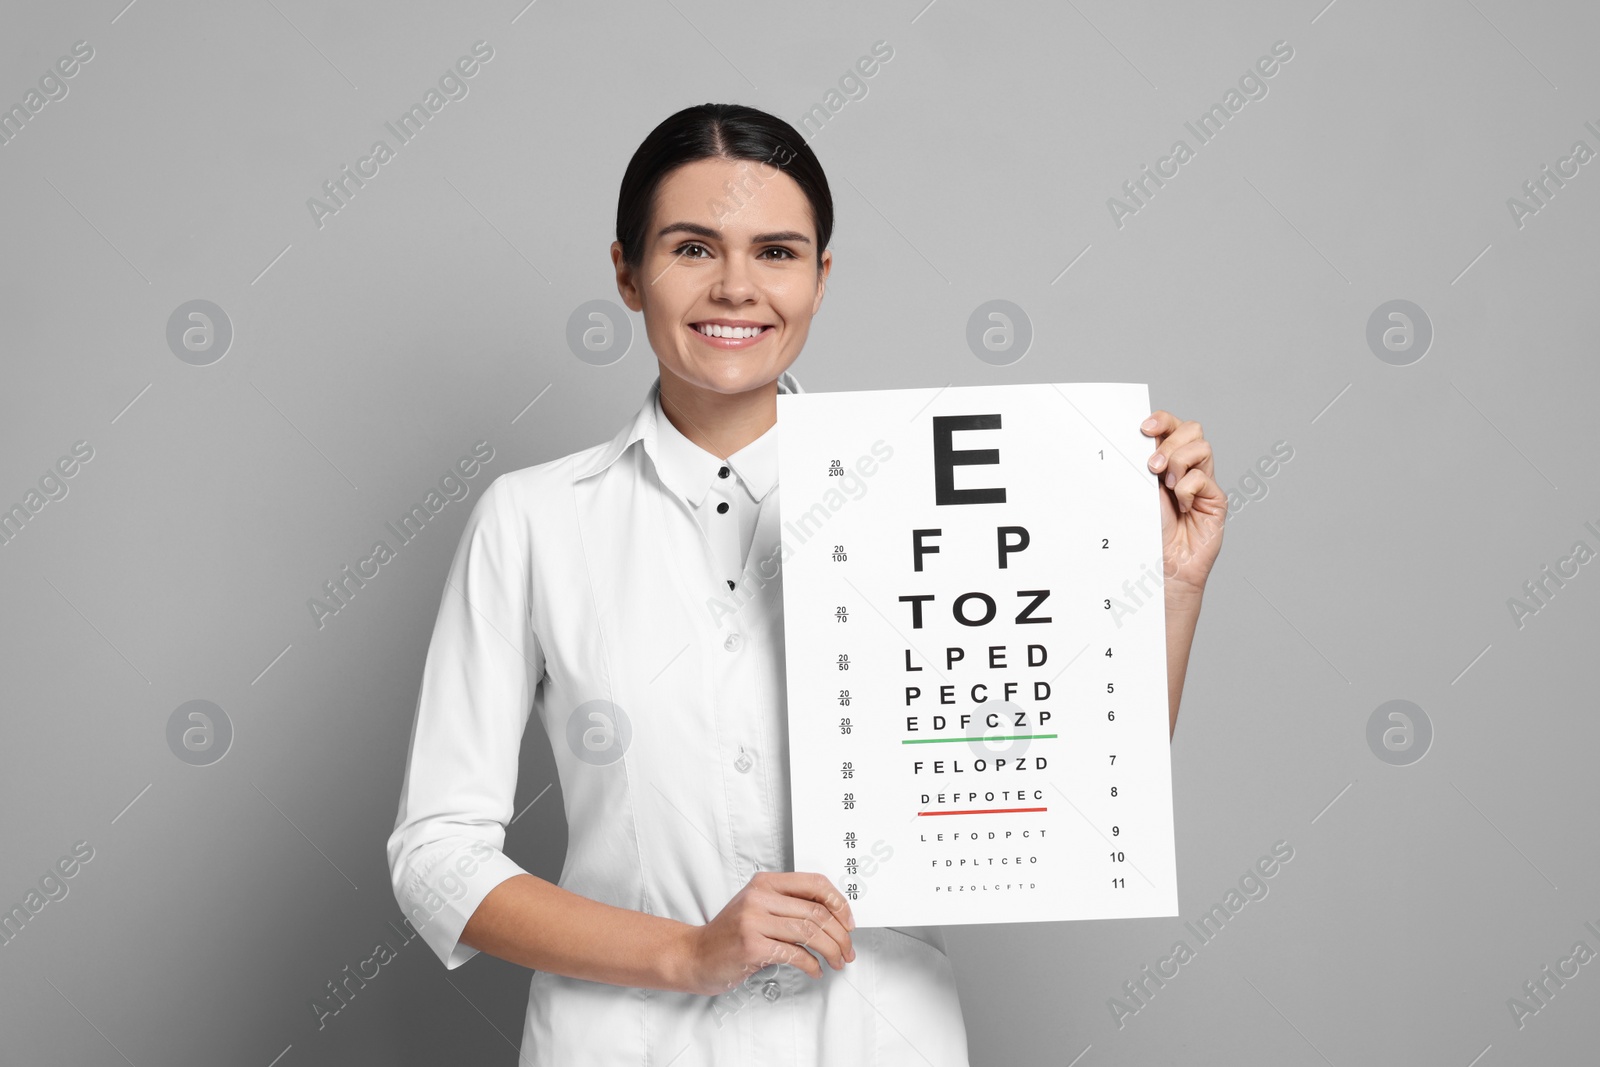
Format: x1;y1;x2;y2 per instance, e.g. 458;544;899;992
386;371;971;1065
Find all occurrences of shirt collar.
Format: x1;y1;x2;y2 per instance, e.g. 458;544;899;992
727;420;778;502
572;369;803;488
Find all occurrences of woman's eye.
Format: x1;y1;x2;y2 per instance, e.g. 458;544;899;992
673;243;796;260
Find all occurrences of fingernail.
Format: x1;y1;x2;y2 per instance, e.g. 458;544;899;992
1141;417;1158;431
1165;471;1175;488
1150;453;1165;469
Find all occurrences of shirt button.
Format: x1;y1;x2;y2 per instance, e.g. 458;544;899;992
716;501;730;514
718;466;730;479
761;979;782;1002
724;633;742;652
734;746;753;773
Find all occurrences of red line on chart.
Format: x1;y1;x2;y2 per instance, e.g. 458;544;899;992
916;806;1048;816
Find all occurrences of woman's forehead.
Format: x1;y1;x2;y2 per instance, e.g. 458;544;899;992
653;158;813;236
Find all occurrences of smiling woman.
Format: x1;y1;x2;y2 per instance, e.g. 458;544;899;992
385;102;975;1066
608;114;834;458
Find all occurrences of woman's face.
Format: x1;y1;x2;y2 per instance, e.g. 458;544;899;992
613;156;830;399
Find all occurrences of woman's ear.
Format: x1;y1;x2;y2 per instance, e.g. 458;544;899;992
612;241;643;312
811;249;832;315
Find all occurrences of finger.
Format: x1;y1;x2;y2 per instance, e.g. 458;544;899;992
762;893;853;968
763;871;856;932
741;907;841;978
1140;410;1178;438
754;935;824;980
1160;438;1213;490
1174;467;1227;517
1146;419;1204;479
761;872;856;967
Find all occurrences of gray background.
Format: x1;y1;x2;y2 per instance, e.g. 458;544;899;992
2;0;1596;1064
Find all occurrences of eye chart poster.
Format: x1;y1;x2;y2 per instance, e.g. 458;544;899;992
776;382;1179;928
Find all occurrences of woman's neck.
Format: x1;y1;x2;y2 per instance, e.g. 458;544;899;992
656;366;779;459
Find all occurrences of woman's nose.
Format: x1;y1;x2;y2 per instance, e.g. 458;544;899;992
711;257;756;301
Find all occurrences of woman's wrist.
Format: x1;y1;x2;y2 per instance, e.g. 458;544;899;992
1165;577;1205;612
659;919;702;994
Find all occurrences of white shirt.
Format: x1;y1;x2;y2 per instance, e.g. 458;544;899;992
652;389;773;591
386;371;970;1066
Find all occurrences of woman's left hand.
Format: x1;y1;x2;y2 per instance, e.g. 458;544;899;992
1141;410;1226;600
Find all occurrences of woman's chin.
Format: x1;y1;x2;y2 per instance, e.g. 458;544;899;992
668;362;784;397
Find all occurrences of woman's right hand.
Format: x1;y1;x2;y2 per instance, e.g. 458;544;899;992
681;871;857;995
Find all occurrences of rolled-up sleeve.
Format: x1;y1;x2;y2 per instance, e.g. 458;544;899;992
386;473;546;969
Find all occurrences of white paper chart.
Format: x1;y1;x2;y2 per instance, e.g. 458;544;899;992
777;382;1179;928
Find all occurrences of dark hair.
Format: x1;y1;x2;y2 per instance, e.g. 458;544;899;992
615;103;833;273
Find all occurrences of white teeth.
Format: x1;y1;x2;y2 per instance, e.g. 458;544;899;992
695;324;765;339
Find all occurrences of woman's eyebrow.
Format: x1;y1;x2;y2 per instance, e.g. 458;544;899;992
656;221;812;244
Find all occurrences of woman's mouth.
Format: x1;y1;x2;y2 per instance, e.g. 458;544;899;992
689;322;774;349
